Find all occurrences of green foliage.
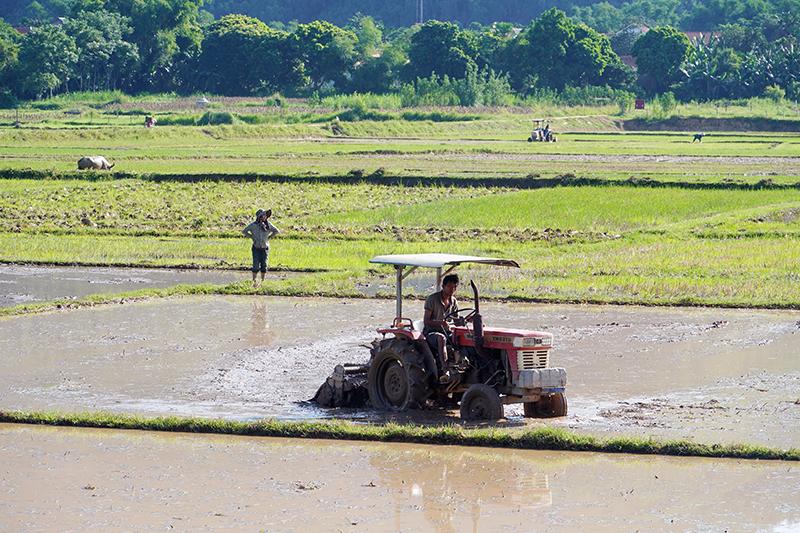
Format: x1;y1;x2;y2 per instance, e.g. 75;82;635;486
293;20;357;91
404;20;479;81
197;14;301;96
196;110;236;125
511;9;626;91
763;84;786;102
633;26;692;94
650;92;678;118
17;24;78;98
2;2;795;104
310;92;403;110
400;67;513;107
348;45;406;93
349;15;382;59
62;9;139;92
0;18;20;93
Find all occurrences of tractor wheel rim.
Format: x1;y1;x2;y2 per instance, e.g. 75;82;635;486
382;361;407;406
468;397;490;419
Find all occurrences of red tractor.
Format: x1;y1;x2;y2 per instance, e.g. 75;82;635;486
314;254;567;421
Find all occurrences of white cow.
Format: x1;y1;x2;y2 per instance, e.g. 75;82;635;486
77;156;115;170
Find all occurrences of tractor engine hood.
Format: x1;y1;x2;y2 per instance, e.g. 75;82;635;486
454;326;554;349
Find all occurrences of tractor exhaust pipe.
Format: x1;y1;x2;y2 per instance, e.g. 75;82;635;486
470;280;485;356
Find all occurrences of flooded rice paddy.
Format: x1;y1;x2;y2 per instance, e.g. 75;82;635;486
1;294;798;449
0;264;246;306
1;423;797;532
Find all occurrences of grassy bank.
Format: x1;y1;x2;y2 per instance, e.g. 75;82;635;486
1;410;797;461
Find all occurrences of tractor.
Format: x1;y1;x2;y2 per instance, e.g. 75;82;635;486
528;119;557;142
313;254;567;421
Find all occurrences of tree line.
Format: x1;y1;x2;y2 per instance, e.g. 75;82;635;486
5;0;799;31
0;0;797;103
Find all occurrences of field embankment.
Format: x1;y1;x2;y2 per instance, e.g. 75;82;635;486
623;116;800;132
2;412;797;460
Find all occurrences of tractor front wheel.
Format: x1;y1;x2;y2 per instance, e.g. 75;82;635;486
367;338;431;411
523;392;568;418
460;384;504;421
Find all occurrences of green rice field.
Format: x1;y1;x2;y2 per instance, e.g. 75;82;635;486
1;96;799;308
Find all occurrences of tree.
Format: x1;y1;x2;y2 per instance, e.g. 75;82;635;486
571;2;625;33
676;37;744;99
0;18;20;100
404;20;478;81
292;20;356;91
349;45;406;93
105;0;204;91
509;9;626;90
349;15;382;59
683;0;772;30
63;10;139;91
632;26;692;94
17;24;77;97
198;14;302;95
0;18;20;74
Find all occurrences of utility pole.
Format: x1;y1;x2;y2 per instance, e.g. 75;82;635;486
416;0;423;24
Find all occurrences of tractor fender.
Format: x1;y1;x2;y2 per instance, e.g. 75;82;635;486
414;337;439;381
376;328;422;342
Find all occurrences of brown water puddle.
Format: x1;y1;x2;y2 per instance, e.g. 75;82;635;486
0;264;248;306
1;423;798;532
0;295;798;448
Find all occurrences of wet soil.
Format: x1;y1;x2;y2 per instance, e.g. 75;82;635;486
1;423;798;532
0;295;798;448
0;264;244;307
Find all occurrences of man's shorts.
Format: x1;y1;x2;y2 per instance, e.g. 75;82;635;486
425;331;450;354
252;246;269;273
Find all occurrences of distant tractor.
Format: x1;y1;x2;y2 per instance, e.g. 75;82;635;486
314;254;568;421
528;119;557;142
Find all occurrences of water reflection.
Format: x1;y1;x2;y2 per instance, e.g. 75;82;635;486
369;446;552;533
246;300;274;345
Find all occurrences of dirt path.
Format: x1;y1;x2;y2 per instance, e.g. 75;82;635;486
1;423;797;532
1;295;798;448
0;264;244;307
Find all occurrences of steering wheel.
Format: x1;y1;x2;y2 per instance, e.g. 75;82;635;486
444;307;475;324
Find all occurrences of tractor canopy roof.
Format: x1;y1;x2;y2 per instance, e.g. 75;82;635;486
369;253;519;269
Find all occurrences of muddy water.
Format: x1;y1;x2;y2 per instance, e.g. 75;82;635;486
1;424;798;532
0;264;247;306
0;295;798;448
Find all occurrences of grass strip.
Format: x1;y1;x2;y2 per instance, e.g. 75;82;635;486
1;168;798;190
1;410;797;462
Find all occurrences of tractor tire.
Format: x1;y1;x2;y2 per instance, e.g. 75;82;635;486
367;338;432;411
523;392;568;418
459;384;504;421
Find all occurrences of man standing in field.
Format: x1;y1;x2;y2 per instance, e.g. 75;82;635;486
243;209;279;287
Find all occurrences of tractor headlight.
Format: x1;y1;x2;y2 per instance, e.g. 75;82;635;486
517;336;553;347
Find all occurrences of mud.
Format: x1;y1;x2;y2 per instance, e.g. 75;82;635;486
0;295;798;448
0;264;244;307
1;423;798;532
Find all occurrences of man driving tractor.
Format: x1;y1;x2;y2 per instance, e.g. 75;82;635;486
423;274;460;383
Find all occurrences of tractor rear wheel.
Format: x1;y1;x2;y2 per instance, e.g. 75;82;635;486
460;384;504;421
367;338;432;411
523;393;568;418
